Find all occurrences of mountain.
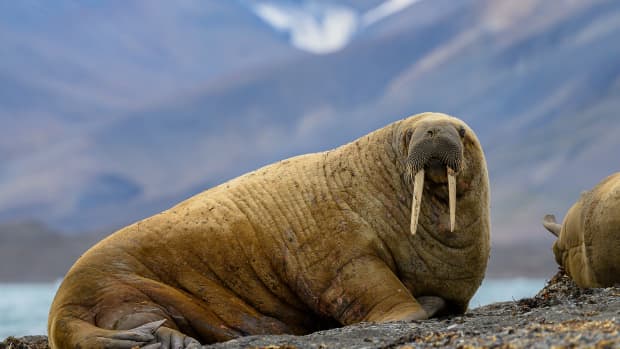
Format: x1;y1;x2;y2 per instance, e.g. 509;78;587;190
0;0;299;229
1;0;619;249
0;221;106;281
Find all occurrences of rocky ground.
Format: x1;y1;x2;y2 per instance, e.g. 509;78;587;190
2;271;618;349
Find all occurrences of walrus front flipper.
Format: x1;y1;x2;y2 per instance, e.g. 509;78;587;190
543;214;561;237
417;296;447;318
319;256;430;324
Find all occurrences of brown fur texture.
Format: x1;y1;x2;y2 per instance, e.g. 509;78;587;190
544;173;620;288
48;112;490;348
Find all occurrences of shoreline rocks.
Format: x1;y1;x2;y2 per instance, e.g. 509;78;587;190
2;271;618;349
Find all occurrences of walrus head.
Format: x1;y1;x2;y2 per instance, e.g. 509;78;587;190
400;116;467;235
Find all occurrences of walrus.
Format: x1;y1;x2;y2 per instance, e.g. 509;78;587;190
543;172;620;288
48;112;490;348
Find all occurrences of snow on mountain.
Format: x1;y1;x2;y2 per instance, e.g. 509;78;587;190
250;0;423;54
251;2;358;54
361;0;423;26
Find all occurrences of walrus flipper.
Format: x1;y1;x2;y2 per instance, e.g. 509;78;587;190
141;323;202;349
417;296;448;318
49;315;201;349
318;256;432;324
109;320;201;349
110;319;163;344
543;214;561;237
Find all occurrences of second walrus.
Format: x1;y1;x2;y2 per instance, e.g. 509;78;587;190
543;172;620;288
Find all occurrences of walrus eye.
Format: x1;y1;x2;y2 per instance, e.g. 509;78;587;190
458;126;466;138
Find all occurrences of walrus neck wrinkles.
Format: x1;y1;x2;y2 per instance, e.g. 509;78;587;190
324;122;479;271
322;124;411;262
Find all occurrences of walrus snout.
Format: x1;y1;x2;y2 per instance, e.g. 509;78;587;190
406;124;464;236
407;127;463;175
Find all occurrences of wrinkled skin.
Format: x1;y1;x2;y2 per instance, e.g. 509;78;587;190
48;112;491;348
543;173;620;288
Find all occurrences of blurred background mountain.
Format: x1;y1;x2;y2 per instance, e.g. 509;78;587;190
1;0;620;280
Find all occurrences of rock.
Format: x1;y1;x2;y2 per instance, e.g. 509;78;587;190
0;335;49;349
2;270;618;348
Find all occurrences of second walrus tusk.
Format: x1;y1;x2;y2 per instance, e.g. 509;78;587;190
448;167;456;232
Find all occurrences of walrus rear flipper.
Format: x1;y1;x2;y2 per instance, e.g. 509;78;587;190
48;314;202;349
48;311;156;348
543;214;561;237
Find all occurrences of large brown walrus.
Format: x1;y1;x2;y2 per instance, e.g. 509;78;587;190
543;172;620;288
48;112;490;348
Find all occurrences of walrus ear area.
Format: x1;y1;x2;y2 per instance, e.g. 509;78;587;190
402;129;413;153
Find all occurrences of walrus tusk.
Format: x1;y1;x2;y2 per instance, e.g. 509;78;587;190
448;167;456;232
411;170;425;235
